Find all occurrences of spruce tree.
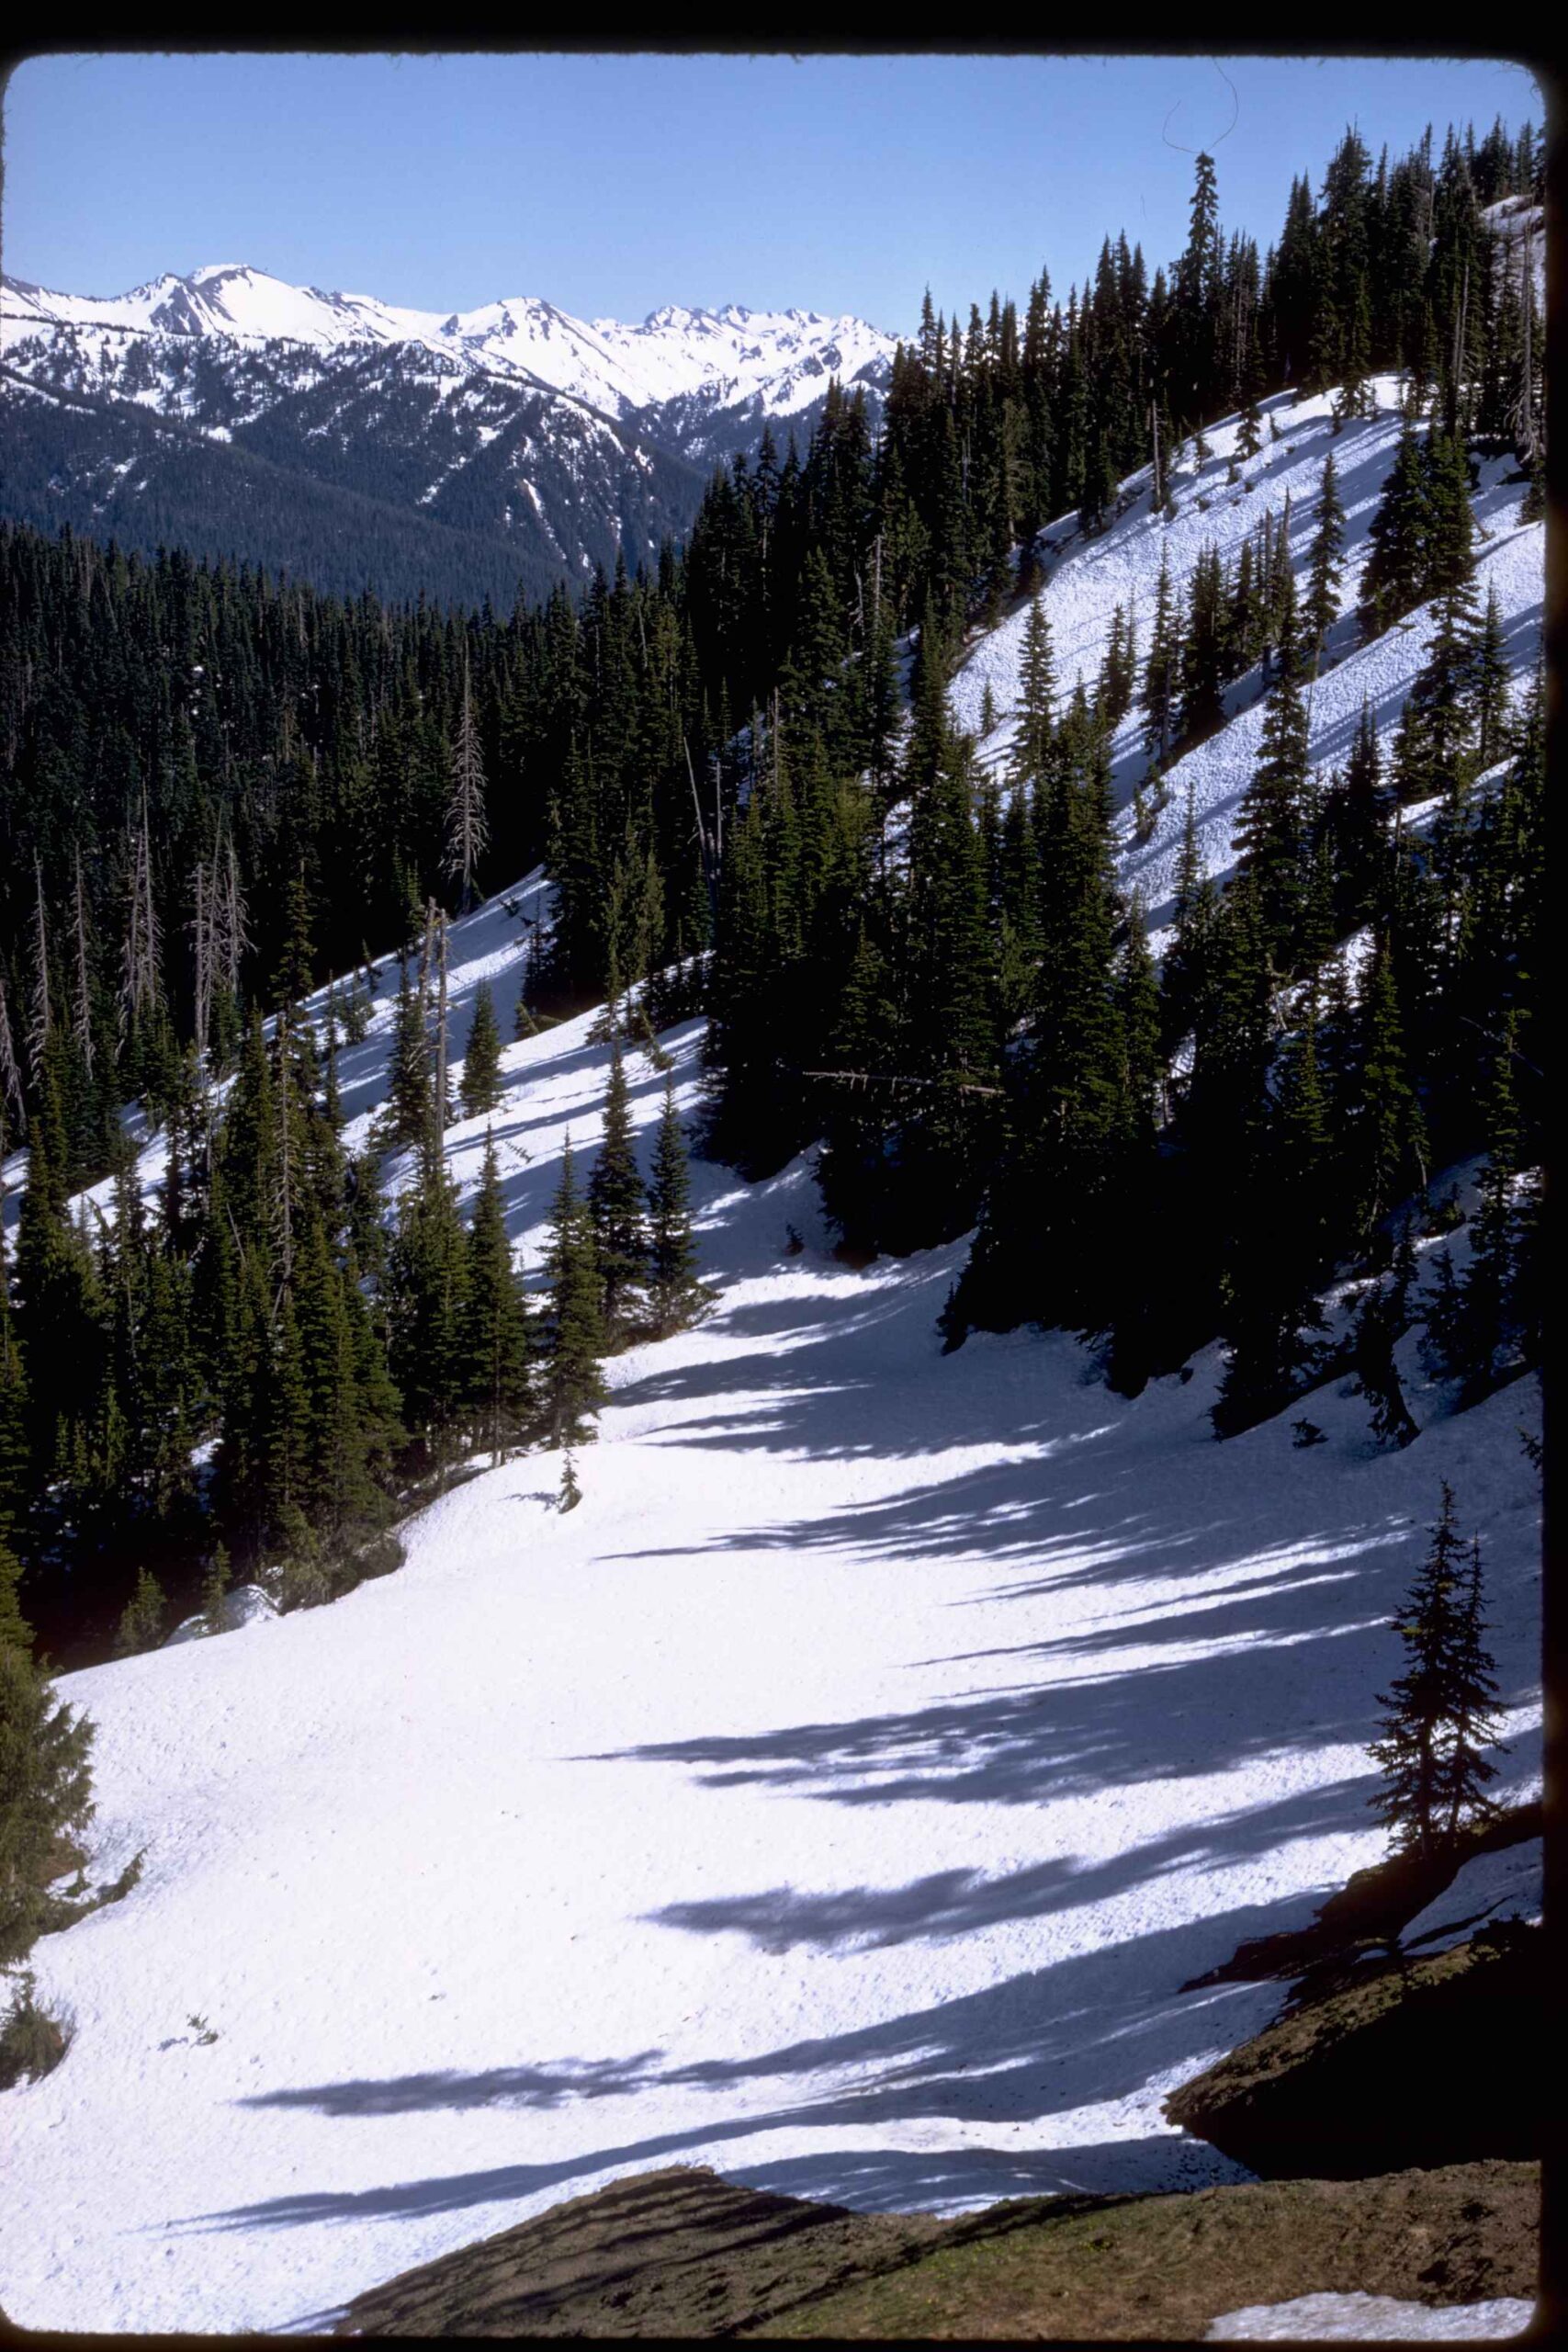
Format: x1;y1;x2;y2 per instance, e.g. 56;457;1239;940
543;1136;608;1446
459;982;503;1120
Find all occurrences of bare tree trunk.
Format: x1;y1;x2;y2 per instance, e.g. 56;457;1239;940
0;976;25;1133
435;907;448;1160
73;849;94;1079
28;857;51;1080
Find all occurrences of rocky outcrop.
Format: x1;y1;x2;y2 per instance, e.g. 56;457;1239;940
1163;1922;1542;2178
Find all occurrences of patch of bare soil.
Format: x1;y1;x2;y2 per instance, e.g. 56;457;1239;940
1163;1923;1541;2177
759;2161;1540;2341
334;2159;1537;2340
334;2165;944;2337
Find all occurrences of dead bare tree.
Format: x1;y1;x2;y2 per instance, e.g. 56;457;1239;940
72;849;95;1080
28;857;51;1080
445;659;490;914
0;972;26;1134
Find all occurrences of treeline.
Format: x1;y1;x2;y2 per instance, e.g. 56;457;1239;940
1;914;708;1660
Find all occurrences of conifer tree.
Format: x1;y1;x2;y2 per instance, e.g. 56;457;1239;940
385;1141;468;1471
588;1038;649;1338
1349;1222;1421;1449
1142;549;1181;773
1440;1532;1506;1841
1303;451;1346;664
446;658;490;915
0;1634;95;1966
647;1079;712;1339
201;1543;231;1635
462;1133;532;1461
1360;423;1432;635
1235;594;1313;959
458;982;503;1119
543;1136;608;1446
1370;1483;1504;1858
113;1566;165;1658
1346;935;1427;1259
386;953;433;1153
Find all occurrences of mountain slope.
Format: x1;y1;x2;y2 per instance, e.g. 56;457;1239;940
948;378;1542;933
0;376;1544;2338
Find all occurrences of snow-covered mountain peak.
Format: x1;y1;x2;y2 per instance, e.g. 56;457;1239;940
2;262;897;435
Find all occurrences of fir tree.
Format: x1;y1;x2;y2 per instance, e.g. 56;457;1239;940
385;953;433;1153
461;1133;532;1462
0;1636;95;1966
1235;593;1313;960
1303;451;1346;664
543;1135;608;1446
113;1566;165;1658
458;982;503;1120
1370;1483;1505;1858
646;1079;712;1339
201;1543;231;1636
1440;1532;1506;1841
588;1038;649;1339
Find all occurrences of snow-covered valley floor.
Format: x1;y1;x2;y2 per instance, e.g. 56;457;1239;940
3;946;1543;2335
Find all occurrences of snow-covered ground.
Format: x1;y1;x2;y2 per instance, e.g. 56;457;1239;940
2;875;1543;2335
1206;2292;1537;2341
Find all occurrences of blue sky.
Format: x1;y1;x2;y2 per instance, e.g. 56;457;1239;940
2;51;1540;334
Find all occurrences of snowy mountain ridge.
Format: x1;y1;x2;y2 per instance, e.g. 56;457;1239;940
1;262;896;439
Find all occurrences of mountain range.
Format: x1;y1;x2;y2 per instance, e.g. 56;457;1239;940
1;263;897;605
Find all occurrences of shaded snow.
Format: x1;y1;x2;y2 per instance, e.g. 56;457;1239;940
1400;1839;1542;1954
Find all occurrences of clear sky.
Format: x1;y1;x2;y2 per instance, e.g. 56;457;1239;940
1;51;1541;335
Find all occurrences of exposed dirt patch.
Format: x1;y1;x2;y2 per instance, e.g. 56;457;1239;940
759;2162;1540;2341
1163;1923;1542;2177
335;2165;945;2336
334;2159;1537;2339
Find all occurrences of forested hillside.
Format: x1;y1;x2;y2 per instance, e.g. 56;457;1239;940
0;114;1545;1666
